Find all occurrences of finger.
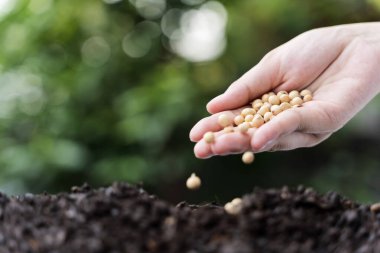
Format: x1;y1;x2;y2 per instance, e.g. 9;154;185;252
257;132;328;152
189;108;249;142
251;103;328;151
206;53;281;114
194;128;256;159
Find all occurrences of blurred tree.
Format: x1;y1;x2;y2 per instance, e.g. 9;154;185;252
0;0;379;204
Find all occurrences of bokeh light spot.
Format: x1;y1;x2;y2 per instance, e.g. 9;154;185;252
169;1;228;62
0;0;16;18
122;29;152;58
131;0;166;19
81;36;111;67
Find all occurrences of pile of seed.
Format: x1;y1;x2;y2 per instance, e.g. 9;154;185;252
204;90;313;164
2;183;380;253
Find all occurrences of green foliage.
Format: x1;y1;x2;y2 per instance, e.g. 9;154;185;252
0;0;379;203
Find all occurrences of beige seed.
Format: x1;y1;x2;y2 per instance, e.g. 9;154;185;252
241;108;256;117
257;105;270;116
271;105;282;116
186;173;201;190
261;94;270;103
224;202;235;215
280;102;292;111
203;132;215;143
224;199;243;215
238;122;250;133
223;126;234;133
231;198;242;206
371;203;380;213
252;99;262;106
245;114;254;122
263;102;272;108
218;114;232;127
268;92;276;96
264;111;273;122
253;102;263;111
251;115;264;128
277;91;288;96
279;94;291;103
242;151;254;164
300;89;312;97
289;90;300;100
303;94;313;102
234;115;244;126
268;95;280;105
290;97;303;106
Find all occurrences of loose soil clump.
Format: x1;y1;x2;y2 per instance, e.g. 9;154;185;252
0;183;379;253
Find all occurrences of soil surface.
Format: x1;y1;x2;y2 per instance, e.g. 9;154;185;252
0;183;379;253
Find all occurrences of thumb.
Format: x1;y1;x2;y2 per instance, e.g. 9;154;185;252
207;52;281;114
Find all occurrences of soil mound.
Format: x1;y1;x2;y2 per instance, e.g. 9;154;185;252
0;183;379;253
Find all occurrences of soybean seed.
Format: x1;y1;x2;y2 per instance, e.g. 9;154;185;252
268;95;280;105
279;94;290;103
262;94;270;103
251;115;264;128
218;114;231;127
231;197;242;206
224;198;243;215
263;102;272;108
242;151;254;164
290;97;303;106
280;102;292;111
241;108;256;117
234;115;244;125
277;91;288;96
289;90;300;100
370;203;380;213
271;105;282;116
253;102;263;111
186;173;201;190
264;111;273;122
303;94;313;102
238;122;250;133
203;132;215;143
252;99;262;106
223;126;234;133
257;105;270;116
300;89;312;97
245;114;254;122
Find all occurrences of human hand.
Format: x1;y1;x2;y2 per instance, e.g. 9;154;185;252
190;22;380;158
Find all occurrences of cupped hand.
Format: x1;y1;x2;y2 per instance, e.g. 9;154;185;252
190;23;380;158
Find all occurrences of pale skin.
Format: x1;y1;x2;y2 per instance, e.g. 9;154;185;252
190;22;380;158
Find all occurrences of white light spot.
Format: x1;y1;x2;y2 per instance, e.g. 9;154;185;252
81;37;111;67
0;71;45;117
0;0;16;18
169;1;228;62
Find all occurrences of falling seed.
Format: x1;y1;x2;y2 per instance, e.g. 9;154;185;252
186;173;201;190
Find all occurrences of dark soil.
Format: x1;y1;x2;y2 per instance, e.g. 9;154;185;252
0;183;379;253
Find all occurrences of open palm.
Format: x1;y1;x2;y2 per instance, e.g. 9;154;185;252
190;23;380;158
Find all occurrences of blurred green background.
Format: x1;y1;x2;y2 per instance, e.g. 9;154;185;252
0;0;380;204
